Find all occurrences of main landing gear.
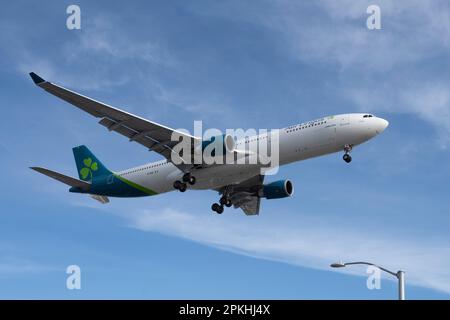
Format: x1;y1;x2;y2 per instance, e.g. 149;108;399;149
173;173;196;192
343;144;352;163
211;196;232;214
211;203;224;214
182;172;196;185
173;180;187;192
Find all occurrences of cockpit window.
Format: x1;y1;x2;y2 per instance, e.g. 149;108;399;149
363;114;374;118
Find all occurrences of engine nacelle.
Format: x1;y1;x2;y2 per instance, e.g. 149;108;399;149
262;180;294;199
195;134;235;156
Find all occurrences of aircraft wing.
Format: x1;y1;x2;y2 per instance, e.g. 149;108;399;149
221;175;265;215
29;72;198;170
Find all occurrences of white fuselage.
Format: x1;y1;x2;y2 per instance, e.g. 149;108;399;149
114;113;389;194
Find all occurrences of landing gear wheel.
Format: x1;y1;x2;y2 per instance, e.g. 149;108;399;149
343;154;352;163
182;173;196;185
173;180;182;190
211;203;224;214
188;176;196;185
220;197;232;207
179;183;187;192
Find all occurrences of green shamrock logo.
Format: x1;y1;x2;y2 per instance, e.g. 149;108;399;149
80;158;98;181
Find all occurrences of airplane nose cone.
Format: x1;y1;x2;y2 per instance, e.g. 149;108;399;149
376;118;389;134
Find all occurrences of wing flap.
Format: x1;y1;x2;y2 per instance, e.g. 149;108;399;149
231;193;260;215
220;175;265;215
98;117;176;157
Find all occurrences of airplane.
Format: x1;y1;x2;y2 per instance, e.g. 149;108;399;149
28;72;389;215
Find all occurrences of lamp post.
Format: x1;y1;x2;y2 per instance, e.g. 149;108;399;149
330;261;405;300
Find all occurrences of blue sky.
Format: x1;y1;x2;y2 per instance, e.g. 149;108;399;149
1;0;450;299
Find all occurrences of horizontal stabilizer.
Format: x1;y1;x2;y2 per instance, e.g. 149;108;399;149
30;167;91;191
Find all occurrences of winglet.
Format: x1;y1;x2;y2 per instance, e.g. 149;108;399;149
29;72;46;85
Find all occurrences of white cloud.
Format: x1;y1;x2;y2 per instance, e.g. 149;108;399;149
0;256;58;275
123;207;450;294
151;81;235;120
345;82;450;147
297;1;450;145
64;15;176;68
5;13;173;92
9;13;234;122
190;0;450;145
269;0;450;72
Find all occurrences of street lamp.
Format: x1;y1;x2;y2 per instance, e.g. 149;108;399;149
330;261;405;300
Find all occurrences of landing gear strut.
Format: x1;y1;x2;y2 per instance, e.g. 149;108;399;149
343;144;352;163
182;173;196;185
173;180;187;192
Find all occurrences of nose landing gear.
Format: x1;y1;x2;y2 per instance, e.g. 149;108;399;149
343;144;353;163
343;154;352;163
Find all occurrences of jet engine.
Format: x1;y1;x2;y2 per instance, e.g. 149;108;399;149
195;134;235;156
262;180;294;199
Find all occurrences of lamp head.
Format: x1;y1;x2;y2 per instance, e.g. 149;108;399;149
330;262;346;268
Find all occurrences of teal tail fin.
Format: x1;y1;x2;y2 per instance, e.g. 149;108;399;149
72;145;112;181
